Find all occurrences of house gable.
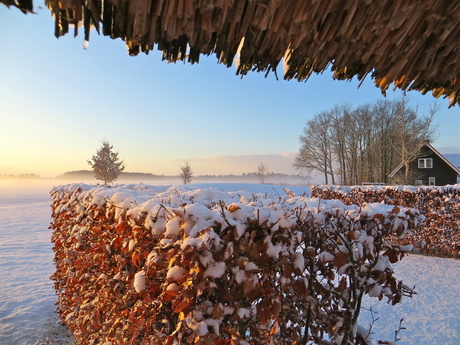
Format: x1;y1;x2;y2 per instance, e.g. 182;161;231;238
388;142;460;186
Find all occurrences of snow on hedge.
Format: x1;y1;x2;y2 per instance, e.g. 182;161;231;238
311;184;460;257
50;184;424;345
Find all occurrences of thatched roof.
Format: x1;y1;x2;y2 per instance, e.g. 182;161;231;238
4;0;460;106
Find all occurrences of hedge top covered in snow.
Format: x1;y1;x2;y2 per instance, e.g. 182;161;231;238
50;183;424;345
52;183;423;240
313;183;460;194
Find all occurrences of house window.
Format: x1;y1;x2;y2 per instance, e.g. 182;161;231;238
418;158;433;168
415;179;423;186
429;177;435;186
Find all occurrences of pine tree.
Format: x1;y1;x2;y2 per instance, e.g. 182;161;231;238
179;161;193;184
87;141;125;185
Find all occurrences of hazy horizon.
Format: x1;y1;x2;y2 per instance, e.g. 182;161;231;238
2;152;459;182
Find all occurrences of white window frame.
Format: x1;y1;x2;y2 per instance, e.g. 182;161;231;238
418;158;433;168
415;179;423;186
429;177;435;186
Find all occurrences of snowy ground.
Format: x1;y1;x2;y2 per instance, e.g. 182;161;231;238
0;181;74;345
0;180;458;345
359;255;460;344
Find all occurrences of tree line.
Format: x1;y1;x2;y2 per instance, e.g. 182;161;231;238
294;97;438;185
87;142;276;185
0;173;41;179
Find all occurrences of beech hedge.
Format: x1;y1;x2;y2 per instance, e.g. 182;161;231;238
311;185;460;258
50;184;423;345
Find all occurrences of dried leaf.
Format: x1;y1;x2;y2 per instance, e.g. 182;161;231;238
214;340;231;345
272;299;281;319
383;248;399;263
116;221;127;233
228;205;241;213
333;252;349;268
172;298;193;313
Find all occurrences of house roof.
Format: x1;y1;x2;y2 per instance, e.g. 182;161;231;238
388;141;460;178
3;0;460;106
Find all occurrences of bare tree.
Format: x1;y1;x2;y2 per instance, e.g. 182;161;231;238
294;111;336;184
257;163;268;184
87;140;125;186
180;160;193;184
330;104;353;184
394;96;439;184
294;98;438;185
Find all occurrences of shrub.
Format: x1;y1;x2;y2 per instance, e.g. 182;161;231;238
311;185;460;258
50;184;422;345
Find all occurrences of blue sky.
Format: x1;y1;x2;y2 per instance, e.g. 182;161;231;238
1;3;459;178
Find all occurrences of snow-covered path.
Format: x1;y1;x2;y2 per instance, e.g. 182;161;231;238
0;181;459;345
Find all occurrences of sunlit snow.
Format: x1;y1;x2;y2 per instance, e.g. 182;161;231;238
0;180;459;345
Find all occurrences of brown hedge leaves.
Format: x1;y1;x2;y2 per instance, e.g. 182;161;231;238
312;185;460;258
50;184;424;345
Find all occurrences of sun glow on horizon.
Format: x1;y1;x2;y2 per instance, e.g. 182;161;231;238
1;4;459;180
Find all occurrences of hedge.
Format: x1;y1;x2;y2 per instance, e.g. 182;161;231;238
50;184;423;345
311;185;460;258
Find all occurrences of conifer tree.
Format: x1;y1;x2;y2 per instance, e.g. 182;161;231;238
87;141;125;185
179;161;193;184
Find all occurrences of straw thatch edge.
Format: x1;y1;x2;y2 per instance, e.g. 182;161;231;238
4;0;459;106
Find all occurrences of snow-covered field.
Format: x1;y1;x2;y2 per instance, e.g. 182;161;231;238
0;181;74;345
0;180;459;345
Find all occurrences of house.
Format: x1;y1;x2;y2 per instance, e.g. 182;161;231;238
388;141;460;186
